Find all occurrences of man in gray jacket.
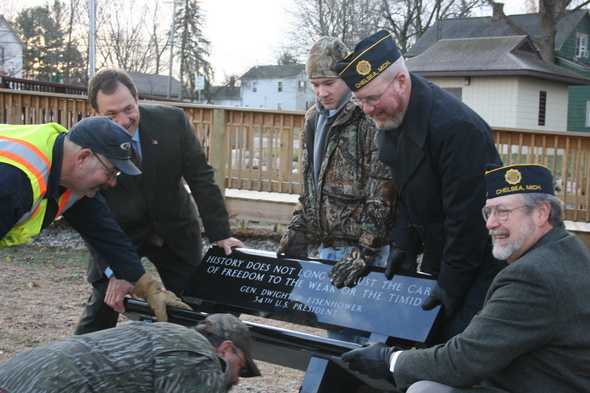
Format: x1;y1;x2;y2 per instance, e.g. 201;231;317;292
340;163;590;392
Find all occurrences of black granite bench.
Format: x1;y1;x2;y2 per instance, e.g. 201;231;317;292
123;246;442;393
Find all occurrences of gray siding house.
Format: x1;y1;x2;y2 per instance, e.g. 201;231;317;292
0;15;25;78
240;64;315;111
406;8;590;132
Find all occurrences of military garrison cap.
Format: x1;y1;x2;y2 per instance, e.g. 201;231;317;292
485;164;555;197
306;36;349;79
334;30;401;91
196;313;261;377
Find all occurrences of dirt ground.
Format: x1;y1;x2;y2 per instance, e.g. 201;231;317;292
0;243;307;392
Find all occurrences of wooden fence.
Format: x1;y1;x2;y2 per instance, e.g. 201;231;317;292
2;88;590;223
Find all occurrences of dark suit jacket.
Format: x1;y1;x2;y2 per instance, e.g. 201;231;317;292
87;105;231;282
394;227;590;392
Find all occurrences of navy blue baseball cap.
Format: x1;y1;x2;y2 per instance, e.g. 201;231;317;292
68;116;141;175
335;30;401;91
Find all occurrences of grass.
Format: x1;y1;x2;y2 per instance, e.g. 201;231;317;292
0;243;160;278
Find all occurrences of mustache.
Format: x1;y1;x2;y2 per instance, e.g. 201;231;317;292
490;230;509;237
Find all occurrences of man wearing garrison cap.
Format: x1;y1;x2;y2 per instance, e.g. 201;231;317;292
335;30;506;341
340;164;590;392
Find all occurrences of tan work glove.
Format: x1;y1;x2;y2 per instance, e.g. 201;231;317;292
130;273;192;321
329;247;375;288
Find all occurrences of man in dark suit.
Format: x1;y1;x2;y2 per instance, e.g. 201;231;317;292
74;69;244;334
340;164;590;392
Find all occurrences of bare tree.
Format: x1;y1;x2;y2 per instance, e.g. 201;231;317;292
380;0;488;54
488;0;590;63
285;0;488;58
54;0;87;85
98;0;153;72
285;0;382;59
143;2;169;75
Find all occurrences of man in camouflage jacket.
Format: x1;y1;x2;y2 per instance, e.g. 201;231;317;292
0;314;260;392
277;36;396;289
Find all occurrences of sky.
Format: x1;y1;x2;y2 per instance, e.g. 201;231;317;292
199;0;530;85
5;0;530;85
198;0;293;84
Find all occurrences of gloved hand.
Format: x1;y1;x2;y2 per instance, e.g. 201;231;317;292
384;243;418;280
130;273;192;322
329;247;374;288
421;284;462;318
341;341;399;380
276;229;308;258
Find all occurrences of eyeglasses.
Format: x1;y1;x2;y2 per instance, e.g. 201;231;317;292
232;347;249;377
93;152;121;180
351;74;399;107
482;205;530;222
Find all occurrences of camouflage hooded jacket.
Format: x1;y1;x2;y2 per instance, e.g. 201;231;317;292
290;100;396;251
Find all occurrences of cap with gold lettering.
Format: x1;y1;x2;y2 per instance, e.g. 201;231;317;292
334;30;400;91
485;164;554;198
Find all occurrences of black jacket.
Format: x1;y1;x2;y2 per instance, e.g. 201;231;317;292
378;74;502;298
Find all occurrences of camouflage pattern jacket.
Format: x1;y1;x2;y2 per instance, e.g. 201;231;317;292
0;322;232;393
290;100;396;251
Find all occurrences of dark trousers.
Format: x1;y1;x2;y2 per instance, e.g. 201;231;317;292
74;241;199;335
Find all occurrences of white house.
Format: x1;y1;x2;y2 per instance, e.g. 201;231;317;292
240;64;315;111
0;15;25;78
406;36;590;131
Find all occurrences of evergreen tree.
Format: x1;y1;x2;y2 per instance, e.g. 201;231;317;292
175;0;212;101
15;0;84;84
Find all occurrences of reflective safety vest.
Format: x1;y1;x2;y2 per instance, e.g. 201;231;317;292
0;123;83;247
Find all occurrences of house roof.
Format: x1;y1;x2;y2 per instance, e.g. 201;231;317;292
406;35;590;85
240;64;305;80
210;85;241;101
0;15;26;48
406;9;589;57
127;71;189;98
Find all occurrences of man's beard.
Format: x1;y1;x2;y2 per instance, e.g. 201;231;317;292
491;218;536;261
374;111;405;130
369;90;407;130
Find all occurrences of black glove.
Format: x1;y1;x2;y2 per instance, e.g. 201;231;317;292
421;284;462;318
276;229;308;258
329;247;374;288
384;243;418;280
341;342;399;380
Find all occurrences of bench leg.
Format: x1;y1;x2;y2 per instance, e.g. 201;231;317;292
299;356;365;393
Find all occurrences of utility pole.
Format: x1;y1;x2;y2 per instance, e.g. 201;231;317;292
89;0;96;80
166;0;183;99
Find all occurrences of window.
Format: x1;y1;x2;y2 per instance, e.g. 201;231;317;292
576;33;589;58
444;88;462;100
586;101;590;128
252;82;257;93
0;47;4;62
538;91;547;126
298;80;306;92
277;103;282;110
278;81;283;93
